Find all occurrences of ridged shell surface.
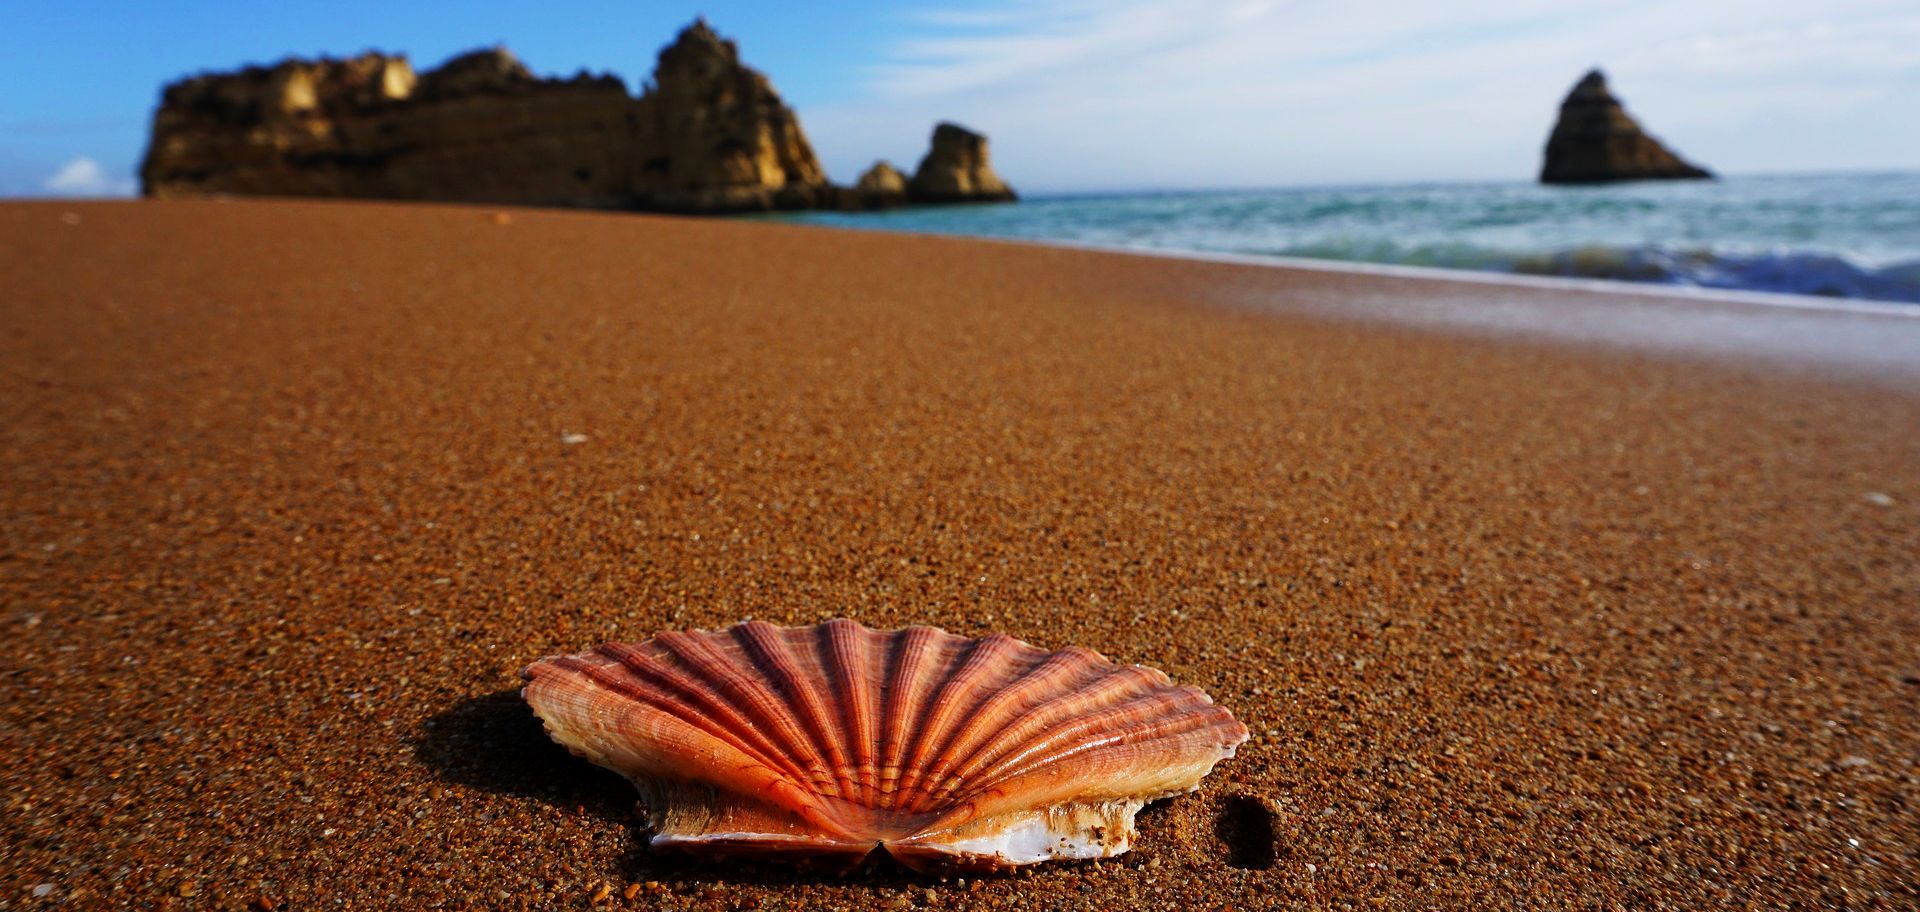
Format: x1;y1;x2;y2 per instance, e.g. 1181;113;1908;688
520;618;1248;871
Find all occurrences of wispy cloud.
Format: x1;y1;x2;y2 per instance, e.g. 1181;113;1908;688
868;1;1217;98
43;156;136;197
799;0;1920;190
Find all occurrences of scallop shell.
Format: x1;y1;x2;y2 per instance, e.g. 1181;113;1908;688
520;618;1248;871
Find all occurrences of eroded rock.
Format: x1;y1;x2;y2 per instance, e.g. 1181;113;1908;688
140;20;834;213
1540;69;1711;185
851;161;909;208
908;122;1017;204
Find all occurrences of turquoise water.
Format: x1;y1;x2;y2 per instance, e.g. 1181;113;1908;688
773;173;1920;304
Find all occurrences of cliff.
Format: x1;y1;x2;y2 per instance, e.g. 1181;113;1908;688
908;123;1017;203
141;47;642;208
626;20;831;212
1540;70;1711;185
139;20;983;214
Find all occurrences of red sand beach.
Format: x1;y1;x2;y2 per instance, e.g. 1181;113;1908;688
2;199;1916;909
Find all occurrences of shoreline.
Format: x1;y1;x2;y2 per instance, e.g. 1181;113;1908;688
761;211;1920;387
767;170;1920;311
1031;236;1920;318
4;199;1916;910
767;218;1920;317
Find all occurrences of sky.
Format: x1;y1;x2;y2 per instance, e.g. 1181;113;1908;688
2;0;1916;197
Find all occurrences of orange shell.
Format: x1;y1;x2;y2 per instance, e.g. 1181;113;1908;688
520;618;1248;871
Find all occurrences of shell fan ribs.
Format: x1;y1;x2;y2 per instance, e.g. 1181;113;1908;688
520;618;1249;871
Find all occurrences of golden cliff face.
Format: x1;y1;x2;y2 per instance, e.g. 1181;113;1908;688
627;20;830;211
140;21;838;213
142;53;438;200
141;19;1019;213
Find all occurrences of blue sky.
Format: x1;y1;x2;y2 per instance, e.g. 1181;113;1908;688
4;1;1916;196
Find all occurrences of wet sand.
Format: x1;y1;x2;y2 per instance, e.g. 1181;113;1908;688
2;199;1916;910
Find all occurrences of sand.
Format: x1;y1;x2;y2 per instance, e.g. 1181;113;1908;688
2;199;1916;910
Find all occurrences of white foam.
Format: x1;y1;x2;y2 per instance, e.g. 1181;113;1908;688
1014;236;1920;319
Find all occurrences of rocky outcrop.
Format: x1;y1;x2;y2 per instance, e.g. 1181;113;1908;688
852;161;908;207
908;123;1017;203
1540;70;1711;185
141;47;637;208
412;47;534;100
139;20;879;213
627;19;831;212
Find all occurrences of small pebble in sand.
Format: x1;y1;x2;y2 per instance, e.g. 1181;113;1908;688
31;884;55;898
1863;491;1894;506
561;432;589;445
1838;755;1871;768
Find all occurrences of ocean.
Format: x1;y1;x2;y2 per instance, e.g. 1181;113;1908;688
771;172;1920;305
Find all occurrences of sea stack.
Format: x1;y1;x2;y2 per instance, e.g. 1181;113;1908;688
852;161;909;208
908;122;1017;204
1539;69;1711;185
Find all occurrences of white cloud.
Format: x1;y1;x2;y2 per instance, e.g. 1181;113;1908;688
799;0;1920;190
43;156;136;197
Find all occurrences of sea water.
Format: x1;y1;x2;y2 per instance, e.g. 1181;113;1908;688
771;172;1920;305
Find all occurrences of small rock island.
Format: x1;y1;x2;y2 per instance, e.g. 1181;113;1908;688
1540;69;1711;185
908;123;1018;204
139;19;1015;213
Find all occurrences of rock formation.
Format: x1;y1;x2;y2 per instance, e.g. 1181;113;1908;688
141;47;639;208
141;20;995;214
1540;69;1711;185
412;47;533;100
852;161;908;208
626;19;830;212
908;123;1017;203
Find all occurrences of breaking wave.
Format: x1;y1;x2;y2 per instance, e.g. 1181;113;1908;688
772;173;1920;305
1267;240;1920;303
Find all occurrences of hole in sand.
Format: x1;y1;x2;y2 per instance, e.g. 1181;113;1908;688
1215;795;1277;870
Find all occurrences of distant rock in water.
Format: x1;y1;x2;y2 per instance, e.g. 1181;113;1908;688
909;123;1017;204
1540;69;1711;185
139;19;1008;214
853;161;909;208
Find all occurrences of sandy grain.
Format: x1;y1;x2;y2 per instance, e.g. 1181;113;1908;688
2;199;1916;910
